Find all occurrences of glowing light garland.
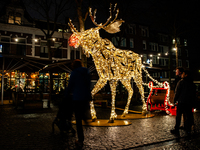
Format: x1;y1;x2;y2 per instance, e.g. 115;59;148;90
68;5;171;122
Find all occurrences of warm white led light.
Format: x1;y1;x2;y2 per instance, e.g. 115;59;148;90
68;5;169;122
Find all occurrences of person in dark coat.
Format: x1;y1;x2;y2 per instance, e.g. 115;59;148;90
173;67;184;91
66;59;91;147
173;67;186;128
170;70;195;135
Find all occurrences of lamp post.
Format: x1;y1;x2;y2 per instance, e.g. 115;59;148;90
173;38;178;68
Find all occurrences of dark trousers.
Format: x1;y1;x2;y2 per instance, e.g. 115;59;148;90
73;100;89;142
175;103;193;131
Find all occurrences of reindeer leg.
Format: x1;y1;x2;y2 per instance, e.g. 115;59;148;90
121;79;133;117
133;75;147;116
90;78;107;121
108;80;118;123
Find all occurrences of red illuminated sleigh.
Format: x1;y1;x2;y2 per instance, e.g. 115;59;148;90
146;81;177;115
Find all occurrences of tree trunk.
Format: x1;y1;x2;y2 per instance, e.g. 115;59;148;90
76;4;87;67
47;37;53;108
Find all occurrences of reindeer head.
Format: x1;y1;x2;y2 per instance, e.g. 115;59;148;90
68;4;124;56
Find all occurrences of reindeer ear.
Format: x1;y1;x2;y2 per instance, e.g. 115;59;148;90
103;20;124;34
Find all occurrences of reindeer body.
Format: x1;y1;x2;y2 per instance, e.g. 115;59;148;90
68;5;147;122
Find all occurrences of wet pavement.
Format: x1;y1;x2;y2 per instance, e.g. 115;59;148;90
0;102;200;150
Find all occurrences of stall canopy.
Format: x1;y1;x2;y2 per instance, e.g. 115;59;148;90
0;55;72;73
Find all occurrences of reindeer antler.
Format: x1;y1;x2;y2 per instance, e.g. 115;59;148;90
68;19;78;33
89;8;103;27
89;3;119;28
89;3;124;34
104;4;119;27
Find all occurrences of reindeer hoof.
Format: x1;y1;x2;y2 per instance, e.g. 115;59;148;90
92;117;97;122
121;114;126;117
108;118;114;123
142;110;147;116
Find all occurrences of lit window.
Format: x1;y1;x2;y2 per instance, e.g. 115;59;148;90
8;15;14;24
0;45;2;53
15;16;21;25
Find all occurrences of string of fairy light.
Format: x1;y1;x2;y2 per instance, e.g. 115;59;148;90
68;4;172;122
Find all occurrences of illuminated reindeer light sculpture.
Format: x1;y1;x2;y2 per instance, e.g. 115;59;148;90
68;4;147;122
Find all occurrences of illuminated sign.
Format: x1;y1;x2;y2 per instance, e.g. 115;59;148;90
0;45;2;53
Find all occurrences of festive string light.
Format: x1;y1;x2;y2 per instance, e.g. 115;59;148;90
68;5;170;122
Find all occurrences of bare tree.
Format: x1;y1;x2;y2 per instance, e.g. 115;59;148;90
23;0;71;59
23;0;71;107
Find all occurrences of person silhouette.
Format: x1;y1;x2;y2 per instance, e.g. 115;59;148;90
66;59;91;147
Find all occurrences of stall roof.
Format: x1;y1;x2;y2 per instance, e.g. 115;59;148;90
0;55;72;73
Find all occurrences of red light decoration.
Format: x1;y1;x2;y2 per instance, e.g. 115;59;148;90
68;34;81;48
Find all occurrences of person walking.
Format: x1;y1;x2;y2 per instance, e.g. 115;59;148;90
174;67;184;91
174;67;186;129
66;59;91;147
170;70;195;135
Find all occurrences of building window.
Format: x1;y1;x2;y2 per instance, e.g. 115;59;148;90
184;39;187;46
159;34;168;42
130;38;134;48
8;15;14;24
76;50;80;59
172;59;176;66
159;45;164;53
149;43;158;51
142;54;147;63
15;17;21;25
176;38;180;44
17;45;26;55
41;42;48;58
0;45;2;53
70;50;75;60
153;72;157;77
160;71;167;78
17;38;26;44
140;26;149;37
159;45;169;54
128;25;136;35
112;37;119;46
178;59;182;67
54;43;61;48
8;12;22;25
54;43;62;58
178;48;181;56
120;37;126;47
160;58;168;66
185;49;189;57
152;55;158;64
1;36;10;42
143;40;146;50
186;60;189;68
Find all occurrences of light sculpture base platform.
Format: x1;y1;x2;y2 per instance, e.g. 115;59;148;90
72;119;132;127
116;113;154;120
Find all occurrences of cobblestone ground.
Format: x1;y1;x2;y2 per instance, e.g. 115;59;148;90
0;104;200;150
